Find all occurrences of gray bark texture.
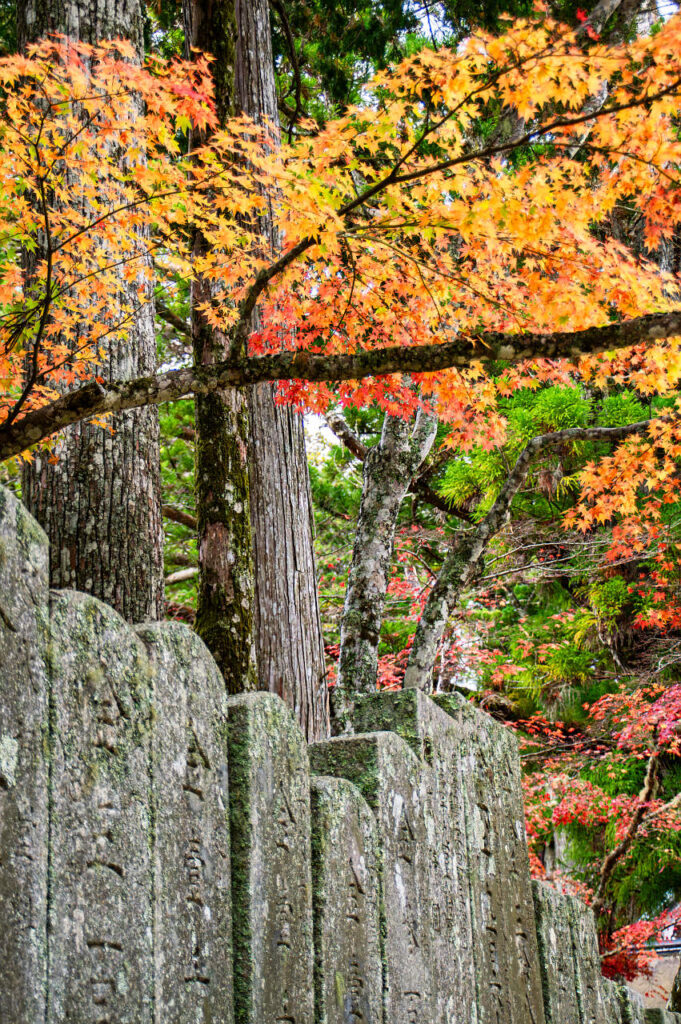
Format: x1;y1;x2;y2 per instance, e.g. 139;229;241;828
333;409;436;730
236;0;329;741
18;0;164;625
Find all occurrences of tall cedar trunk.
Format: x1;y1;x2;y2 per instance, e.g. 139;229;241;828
333;410;436;731
236;0;329;740
184;0;258;694
18;0;164;624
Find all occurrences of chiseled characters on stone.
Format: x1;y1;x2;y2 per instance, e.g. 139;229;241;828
310;776;382;1024
354;690;545;1024
0;488;50;1024
137;622;233;1023
310;730;435;1024
227;692;314;1024
435;692;545;1024
533;881;614;1024
48;591;154;1024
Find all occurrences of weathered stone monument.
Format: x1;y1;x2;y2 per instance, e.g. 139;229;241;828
310;730;436;1023
48;590;155;1024
138;622;233;1023
310;776;382;1024
0;490;49;1024
227;692;314;1024
1;483;680;1024
354;689;546;1024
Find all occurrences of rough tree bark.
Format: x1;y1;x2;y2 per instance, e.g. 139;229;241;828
236;0;329;740
332;409;437;732
184;0;258;694
18;0;164;623
183;0;328;733
403;419;655;692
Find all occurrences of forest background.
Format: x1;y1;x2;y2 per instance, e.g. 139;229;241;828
1;0;681;995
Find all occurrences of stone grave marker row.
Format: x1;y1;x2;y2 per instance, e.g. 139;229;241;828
4;486;681;1024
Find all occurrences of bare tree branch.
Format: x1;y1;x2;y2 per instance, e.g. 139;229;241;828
156;301;191;339
165;566;199;584
591;751;660;920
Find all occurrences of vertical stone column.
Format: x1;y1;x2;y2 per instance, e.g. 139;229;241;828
137;622;233;1024
310;776;382;1024
602;979;646;1024
355;690;545;1024
48;591;154;1024
0;488;50;1024
533;881;611;1024
227;692;314;1024
310;731;435;1024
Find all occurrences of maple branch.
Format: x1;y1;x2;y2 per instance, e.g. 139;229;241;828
165;566;199;585
228;66;681;347
591;751;660;920
162;504;198;529
403;415;661;690
2;309;681;461
156;301;191;339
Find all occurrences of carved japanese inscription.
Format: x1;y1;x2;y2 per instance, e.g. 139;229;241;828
532;882;615;1024
354;690;546;1024
48;592;154;1024
227;693;314;1024
434;693;546;1024
310;775;382;1024
137;622;233;1024
310;730;436;1024
0;489;49;1024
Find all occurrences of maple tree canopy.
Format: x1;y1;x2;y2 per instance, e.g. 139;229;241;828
0;14;681;460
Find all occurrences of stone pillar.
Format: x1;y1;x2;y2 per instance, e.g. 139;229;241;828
227;692;314;1024
646;1012;681;1024
310;776;382;1024
0;488;50;1024
355;690;545;1024
533;881;610;1024
602;979;646;1024
137;622;233;1024
310;730;435;1024
48;591;155;1024
670;967;681;1014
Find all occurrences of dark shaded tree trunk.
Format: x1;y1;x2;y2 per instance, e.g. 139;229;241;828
237;0;329;740
332;409;436;731
184;0;257;694
18;0;164;624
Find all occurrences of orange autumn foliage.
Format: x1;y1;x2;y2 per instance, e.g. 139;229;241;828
0;12;680;444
